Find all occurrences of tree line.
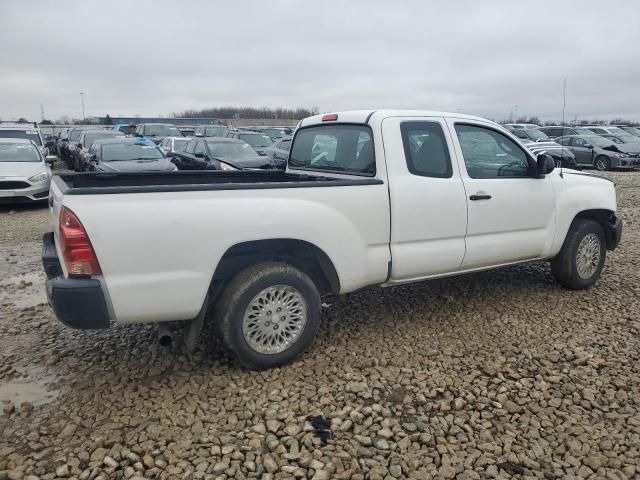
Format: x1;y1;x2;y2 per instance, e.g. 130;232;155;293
174;106;320;120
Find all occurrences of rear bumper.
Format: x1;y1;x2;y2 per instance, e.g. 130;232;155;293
604;214;623;250
42;232;110;329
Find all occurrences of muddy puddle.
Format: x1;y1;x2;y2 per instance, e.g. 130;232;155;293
0;270;47;309
0;365;59;407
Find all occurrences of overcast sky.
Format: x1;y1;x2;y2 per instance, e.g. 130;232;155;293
1;0;639;122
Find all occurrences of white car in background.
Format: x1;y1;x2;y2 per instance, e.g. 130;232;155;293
0;138;54;204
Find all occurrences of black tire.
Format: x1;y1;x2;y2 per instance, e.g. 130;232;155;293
594;155;610;172
551;219;606;289
214;262;321;370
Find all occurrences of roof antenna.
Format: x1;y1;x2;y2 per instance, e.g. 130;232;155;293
560;78;567;178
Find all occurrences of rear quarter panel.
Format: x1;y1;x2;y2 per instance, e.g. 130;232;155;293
61;184;391;324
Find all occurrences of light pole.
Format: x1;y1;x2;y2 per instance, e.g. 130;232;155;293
80;92;86;122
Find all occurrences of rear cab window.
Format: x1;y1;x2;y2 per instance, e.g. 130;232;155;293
289;124;375;176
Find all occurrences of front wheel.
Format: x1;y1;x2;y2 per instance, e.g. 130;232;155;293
214;262;321;370
551;219;606;289
594;155;610;171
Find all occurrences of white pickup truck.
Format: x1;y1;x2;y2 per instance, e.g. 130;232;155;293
43;110;622;369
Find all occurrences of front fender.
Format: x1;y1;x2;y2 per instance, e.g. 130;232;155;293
548;172;617;256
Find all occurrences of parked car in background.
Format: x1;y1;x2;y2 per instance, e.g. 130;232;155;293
614;125;640;137
74;129;126;171
86;138;177;172
43;109;622;369
581;126;629;136
504;123;539;130
175;137;275;170
159;136;190;156
225;131;273;155
112;124;137;136
178;126;196;137
538;126;584;139
0;138;53;204
506;127;577;168
261;127;292;141
134;123;183;144
556;135;640;170
60;127;88;167
195;125;228;137
599;133;640;147
262;135;292;168
0;122;47;156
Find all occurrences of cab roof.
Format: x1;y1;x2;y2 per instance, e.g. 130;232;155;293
299;110;498;128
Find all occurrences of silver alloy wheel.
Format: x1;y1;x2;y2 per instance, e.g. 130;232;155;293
576;233;601;279
595;157;607;171
242;285;307;354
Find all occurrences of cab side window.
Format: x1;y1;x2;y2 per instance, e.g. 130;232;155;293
455;124;530;179
400;121;452;178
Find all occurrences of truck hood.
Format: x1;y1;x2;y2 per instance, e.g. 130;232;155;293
561;169;613;184
0;162;47;178
97;159;176;172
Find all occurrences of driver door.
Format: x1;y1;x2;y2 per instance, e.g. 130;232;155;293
447;120;556;269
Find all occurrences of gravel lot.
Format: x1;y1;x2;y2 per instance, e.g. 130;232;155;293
1;171;639;480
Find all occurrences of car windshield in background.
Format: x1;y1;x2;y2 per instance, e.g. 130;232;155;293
207;141;257;160
205;127;227;136
69;130;82;142
239;134;272;147
289;125;375;175
527;129;550;141
145;125;181;136
174;139;189;152
83;132;123;147
0;130;42;145
118;125;137;135
584;135;613;147
0;143;41;162
101;143;164;161
617;134;640;143
621;127;640;135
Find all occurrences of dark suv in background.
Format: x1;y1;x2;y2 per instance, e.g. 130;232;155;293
134;123;183;144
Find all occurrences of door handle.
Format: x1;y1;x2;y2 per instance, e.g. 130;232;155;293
469;194;492;201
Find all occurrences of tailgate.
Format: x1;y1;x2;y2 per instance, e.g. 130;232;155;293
48;176;67;276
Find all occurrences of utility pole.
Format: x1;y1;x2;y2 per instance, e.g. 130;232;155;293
80;92;86;121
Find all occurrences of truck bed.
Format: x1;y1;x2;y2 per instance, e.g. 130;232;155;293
53;171;382;195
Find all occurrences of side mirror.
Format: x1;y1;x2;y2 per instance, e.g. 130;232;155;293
536;153;555;176
194;152;205;158
165;151;176;157
45;155;56;166
584;144;593;149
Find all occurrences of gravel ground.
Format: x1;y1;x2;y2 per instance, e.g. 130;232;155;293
1;171;639;480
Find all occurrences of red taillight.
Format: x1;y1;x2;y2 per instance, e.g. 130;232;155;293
59;206;102;277
322;113;338;122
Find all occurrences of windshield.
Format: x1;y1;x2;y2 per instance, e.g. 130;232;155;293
117;125;137;135
621;126;640;136
173;139;189;152
584;135;613;147
204;126;227;137
0;143;41;162
69;129;83;142
527;129;550;141
144;125;182;136
0;130;42;146
239;134;272;148
614;134;639;143
83;132;123;147
101;143;164;161
206;141;257;160
289;125;375;175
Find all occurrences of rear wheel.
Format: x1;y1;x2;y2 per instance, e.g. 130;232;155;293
214;262;321;370
594;155;610;171
551;219;606;289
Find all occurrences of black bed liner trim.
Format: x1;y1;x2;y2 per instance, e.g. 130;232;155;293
53;171;383;195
